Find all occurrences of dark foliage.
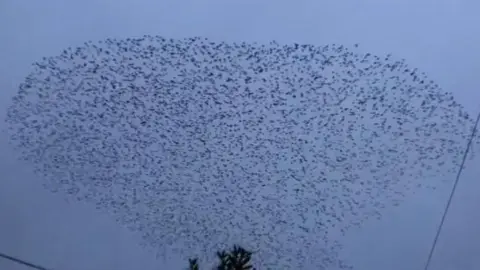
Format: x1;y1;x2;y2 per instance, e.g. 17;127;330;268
189;245;255;270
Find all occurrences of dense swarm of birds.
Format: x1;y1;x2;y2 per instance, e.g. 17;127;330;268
4;35;479;269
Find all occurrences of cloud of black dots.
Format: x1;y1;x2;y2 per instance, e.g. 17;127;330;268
4;36;479;269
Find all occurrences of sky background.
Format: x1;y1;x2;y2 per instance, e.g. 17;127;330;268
0;1;479;269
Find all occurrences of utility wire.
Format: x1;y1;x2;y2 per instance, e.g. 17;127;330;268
0;122;478;270
0;251;51;270
423;110;480;270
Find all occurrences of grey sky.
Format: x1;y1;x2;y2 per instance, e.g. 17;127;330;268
1;0;479;269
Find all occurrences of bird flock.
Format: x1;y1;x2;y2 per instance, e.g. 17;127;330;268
5;35;479;269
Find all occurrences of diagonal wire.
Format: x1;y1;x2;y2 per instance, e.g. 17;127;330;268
0;251;51;270
423;110;480;270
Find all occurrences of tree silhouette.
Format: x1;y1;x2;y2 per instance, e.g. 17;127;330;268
188;245;255;270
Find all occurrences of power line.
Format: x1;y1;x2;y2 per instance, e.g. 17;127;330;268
423;110;480;270
0;121;478;270
0;251;51;270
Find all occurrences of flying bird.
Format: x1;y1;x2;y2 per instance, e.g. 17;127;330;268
4;35;479;270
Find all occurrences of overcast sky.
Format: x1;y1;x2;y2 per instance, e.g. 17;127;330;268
1;1;479;269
